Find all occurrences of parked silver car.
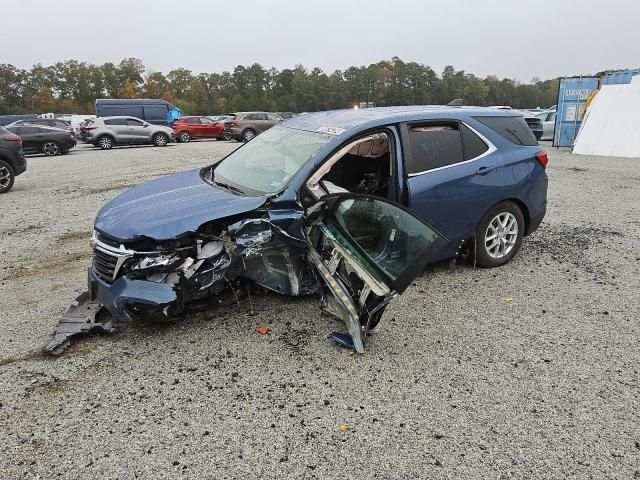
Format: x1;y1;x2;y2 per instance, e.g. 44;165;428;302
535;110;556;141
85;116;175;149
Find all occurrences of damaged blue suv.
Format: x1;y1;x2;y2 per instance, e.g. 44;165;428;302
46;106;548;354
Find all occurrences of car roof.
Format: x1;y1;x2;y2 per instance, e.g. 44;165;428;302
283;105;524;134
99;116;143;120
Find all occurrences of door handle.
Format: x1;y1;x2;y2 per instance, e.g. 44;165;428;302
475;166;496;175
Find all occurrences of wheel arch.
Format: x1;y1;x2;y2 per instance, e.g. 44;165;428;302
480;197;531;235
97;133;116;144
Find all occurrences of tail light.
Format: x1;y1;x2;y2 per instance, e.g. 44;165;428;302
225;121;237;128
0;132;22;147
535;151;549;169
66;131;74;140
82;126;97;131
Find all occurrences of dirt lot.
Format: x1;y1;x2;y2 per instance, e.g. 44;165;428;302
0;140;639;479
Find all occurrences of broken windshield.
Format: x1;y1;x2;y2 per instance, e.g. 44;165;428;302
212;126;333;195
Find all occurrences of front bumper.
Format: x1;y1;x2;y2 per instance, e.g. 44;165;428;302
89;267;179;322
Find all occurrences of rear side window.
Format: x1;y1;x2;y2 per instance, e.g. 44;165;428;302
474;116;537;146
460;124;489;160
407;123;464;174
127;118;144;126
143;105;168;122
104;119;127;126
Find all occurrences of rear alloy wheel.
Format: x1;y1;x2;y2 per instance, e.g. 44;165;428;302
42;141;60;156
97;136;113;150
474;201;525;268
242;129;256;142
179;131;191;143
222;131;233;141
153;133;169;147
0;160;15;193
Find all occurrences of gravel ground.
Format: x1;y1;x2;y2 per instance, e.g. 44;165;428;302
0;140;639;479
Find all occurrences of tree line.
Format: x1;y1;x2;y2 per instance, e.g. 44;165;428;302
0;57;558;115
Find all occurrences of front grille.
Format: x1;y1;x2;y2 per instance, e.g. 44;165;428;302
93;247;119;282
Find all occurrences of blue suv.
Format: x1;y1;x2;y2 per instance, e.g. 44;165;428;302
47;106;548;354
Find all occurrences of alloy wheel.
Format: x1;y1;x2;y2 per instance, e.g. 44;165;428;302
0;165;11;189
179;132;190;143
154;134;168;146
99;136;113;149
484;212;518;259
43;142;60;156
243;130;255;141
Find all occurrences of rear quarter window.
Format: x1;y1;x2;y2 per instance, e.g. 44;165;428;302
474;116;538;146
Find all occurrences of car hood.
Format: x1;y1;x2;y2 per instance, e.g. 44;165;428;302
94;168;267;242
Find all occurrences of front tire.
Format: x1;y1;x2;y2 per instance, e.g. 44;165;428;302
97;135;114;150
179;131;191;143
474;201;525;268
153;133;169;147
0;160;15;193
42;141;60;156
242;129;256;142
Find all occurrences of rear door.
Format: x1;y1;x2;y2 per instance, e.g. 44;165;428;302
185;117;202;137
306;194;445;352
402;120;503;258
199;116;221;138
104;118;130;142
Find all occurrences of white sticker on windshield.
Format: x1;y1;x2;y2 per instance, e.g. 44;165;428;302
315;126;345;136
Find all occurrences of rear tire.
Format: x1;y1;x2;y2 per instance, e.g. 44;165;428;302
473;201;525;268
222;131;233;141
153;133;169;147
97;135;113;150
179;131;191;143
0;160;15;193
242;129;256;142
42;141;60;156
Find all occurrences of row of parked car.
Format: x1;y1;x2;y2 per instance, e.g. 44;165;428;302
79;111;295;149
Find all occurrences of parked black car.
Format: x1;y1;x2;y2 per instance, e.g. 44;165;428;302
0;126;27;193
5;125;76;156
8;118;72;131
523;115;543;140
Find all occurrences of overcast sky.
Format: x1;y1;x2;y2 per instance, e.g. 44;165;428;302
2;0;638;82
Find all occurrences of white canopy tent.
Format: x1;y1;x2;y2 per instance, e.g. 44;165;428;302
573;75;640;158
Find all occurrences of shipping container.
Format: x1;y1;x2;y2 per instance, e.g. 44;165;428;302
553;76;599;147
600;68;640;86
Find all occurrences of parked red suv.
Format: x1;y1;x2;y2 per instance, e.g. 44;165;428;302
172;116;225;142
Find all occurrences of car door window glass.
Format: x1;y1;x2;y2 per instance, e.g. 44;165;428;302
407;123;464;173
185;117;201;124
200;117;214;124
126;119;144;126
267;114;281;121
460;124;489;160
325;196;442;286
104;119;127;126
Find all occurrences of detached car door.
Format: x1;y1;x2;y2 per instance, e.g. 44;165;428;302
306;194;446;353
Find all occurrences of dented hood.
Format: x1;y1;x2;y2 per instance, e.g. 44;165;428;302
94;168;267;241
